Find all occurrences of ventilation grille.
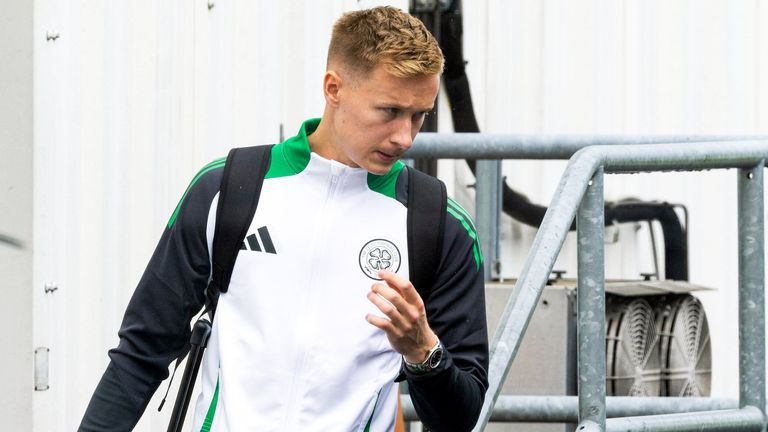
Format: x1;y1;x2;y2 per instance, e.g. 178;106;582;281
660;295;711;397
605;293;710;397
606;298;660;396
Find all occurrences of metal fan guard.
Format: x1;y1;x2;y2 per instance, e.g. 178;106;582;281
605;293;711;397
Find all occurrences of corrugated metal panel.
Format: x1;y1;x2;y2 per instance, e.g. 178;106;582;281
0;1;34;431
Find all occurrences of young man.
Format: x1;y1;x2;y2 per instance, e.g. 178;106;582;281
80;6;488;431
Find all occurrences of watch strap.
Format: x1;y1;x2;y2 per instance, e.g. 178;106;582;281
404;338;443;374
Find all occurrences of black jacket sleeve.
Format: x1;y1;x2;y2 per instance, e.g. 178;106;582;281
405;208;489;432
78;167;222;431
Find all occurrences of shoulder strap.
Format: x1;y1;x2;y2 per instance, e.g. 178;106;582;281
406;166;447;300
205;144;273;318
158;144;273;413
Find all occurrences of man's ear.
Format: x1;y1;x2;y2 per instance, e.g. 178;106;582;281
323;70;343;107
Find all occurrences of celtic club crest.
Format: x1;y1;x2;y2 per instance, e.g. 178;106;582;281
358;239;402;280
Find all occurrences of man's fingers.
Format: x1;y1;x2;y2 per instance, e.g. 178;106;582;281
365;312;407;338
367;290;408;328
366;277;436;359
365;313;393;331
378;270;422;304
371;282;409;309
371;283;422;324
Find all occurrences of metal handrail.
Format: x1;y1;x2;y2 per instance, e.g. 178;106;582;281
407;138;767;431
401;395;740;422
408;133;768;159
605;406;765;432
475;141;768;430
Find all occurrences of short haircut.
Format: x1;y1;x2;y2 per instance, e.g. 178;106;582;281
328;6;444;78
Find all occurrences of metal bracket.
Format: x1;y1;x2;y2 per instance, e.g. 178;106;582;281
34;347;50;391
44;282;58;294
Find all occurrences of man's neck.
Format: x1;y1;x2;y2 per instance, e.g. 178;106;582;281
306;117;339;162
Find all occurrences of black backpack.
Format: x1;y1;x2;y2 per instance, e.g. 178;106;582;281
165;144;447;432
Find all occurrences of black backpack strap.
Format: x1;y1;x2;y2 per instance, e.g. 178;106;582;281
406;166;447;300
205;144;273;318
158;145;272;415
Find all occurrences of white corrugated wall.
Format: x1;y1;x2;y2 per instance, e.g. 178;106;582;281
7;0;765;430
0;1;33;431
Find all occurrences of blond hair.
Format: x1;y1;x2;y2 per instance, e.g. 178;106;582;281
328;6;444;77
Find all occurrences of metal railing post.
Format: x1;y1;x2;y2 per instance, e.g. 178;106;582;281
577;168;607;431
471;151;601;431
738;161;766;431
476;159;501;281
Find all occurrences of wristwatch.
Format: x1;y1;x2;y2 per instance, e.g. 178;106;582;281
404;338;444;374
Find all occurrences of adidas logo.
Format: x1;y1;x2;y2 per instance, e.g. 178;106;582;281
240;226;277;254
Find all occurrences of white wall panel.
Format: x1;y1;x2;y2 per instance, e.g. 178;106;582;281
761;1;768;128
0;1;34;431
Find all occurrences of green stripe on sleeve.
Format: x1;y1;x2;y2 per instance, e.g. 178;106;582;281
447;197;477;233
167;160;226;228
446;206;483;270
472;243;483;271
200;377;220;432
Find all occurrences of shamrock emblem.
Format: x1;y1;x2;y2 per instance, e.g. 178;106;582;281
359;239;401;280
368;247;392;270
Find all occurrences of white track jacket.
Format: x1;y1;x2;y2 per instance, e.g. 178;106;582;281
79;119;489;432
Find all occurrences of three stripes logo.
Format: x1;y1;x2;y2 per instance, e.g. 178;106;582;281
240;226;277;254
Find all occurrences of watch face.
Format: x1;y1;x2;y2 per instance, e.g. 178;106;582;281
428;347;444;368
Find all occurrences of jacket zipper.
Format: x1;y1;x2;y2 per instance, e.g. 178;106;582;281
280;171;341;430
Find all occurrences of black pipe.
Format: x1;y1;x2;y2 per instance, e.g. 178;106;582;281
609;202;688;280
433;1;689;280
412;4;442;177
498;191;689;281
439;0;479;134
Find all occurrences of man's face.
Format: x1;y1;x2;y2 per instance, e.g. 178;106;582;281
329;64;440;175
